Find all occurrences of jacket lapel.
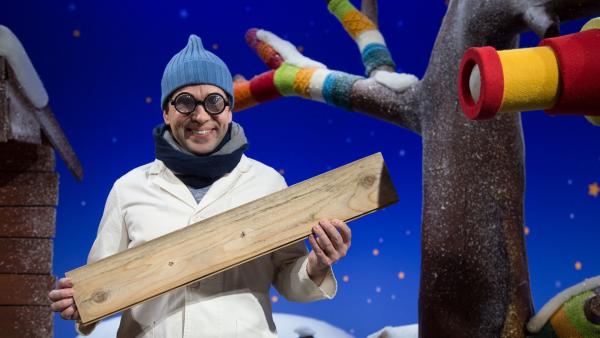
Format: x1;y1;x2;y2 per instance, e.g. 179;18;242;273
148;160;197;209
195;155;251;213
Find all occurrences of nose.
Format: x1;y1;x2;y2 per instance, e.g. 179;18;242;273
189;104;211;123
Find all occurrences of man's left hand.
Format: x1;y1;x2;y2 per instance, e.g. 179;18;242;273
306;219;351;285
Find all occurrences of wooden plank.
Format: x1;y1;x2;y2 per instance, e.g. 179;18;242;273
0;207;55;237
67;152;398;324
0;238;53;273
0;141;55;172
0;172;57;206
0;305;52;338
0;274;54;305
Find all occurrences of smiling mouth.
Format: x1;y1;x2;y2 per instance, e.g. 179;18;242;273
192;130;211;135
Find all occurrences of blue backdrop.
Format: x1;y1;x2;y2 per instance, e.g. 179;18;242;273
1;1;598;337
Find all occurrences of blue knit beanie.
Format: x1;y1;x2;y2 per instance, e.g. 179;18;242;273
161;34;234;110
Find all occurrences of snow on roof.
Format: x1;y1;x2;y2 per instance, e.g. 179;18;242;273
0;25;49;108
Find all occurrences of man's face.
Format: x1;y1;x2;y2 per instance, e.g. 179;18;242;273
163;84;232;155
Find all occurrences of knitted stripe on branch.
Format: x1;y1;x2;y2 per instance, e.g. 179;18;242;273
562;291;600;337
256;41;283;69
233;80;257;111
293;68;317;98
308;68;331;102
327;0;354;21
342;10;377;38
550;307;584;337
246;28;283;69
249;70;281;102
328;0;376;38
322;71;361;110
356;30;386;52
274;63;301;96
362;43;396;75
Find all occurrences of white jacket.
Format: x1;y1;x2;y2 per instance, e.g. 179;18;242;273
77;155;337;338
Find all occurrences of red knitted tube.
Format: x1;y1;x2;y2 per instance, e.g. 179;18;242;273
540;29;600;116
249;70;281;103
458;47;505;120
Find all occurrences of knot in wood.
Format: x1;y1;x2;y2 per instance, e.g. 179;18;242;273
168;261;174;266
240;231;246;238
91;290;109;303
359;175;376;189
584;294;600;325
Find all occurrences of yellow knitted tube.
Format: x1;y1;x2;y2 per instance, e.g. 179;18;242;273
498;46;560;113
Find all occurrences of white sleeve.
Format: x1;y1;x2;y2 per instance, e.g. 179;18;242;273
269;173;337;301
87;183;129;264
75;183;129;335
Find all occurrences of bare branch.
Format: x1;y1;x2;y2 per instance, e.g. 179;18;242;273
351;79;421;133
361;0;378;26
523;5;560;38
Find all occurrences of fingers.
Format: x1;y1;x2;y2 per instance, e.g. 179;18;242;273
61;305;75;320
50;297;74;312
319;220;346;255
57;277;73;289
48;287;74;302
312;223;340;261
331;219;352;246
59;304;80;321
308;234;331;267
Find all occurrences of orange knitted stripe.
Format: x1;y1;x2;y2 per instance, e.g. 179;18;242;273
233;81;257;111
293;68;317;97
256;42;279;65
342;10;376;38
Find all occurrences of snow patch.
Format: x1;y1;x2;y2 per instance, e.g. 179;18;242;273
373;71;418;92
0;25;49;108
368;324;419;338
256;29;326;69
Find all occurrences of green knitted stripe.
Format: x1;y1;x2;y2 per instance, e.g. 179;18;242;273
274;63;301;96
328;0;355;21
563;291;600;337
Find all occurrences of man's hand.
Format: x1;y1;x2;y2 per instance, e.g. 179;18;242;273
48;277;80;321
306;219;351;285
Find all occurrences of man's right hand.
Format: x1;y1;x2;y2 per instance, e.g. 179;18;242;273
48;277;80;321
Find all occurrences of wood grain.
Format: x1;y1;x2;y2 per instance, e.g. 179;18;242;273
67;152;398;324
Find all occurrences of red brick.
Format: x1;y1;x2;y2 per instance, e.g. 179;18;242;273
0;142;55;172
0;207;55;237
0;274;54;305
0;238;52;274
0;305;52;338
0;172;58;206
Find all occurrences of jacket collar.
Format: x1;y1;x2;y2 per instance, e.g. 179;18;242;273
148;155;251;211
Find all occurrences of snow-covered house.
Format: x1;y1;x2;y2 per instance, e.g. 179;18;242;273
0;25;82;338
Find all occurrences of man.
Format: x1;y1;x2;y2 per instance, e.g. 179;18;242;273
49;34;351;337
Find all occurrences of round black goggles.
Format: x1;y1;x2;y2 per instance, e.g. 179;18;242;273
170;92;229;115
